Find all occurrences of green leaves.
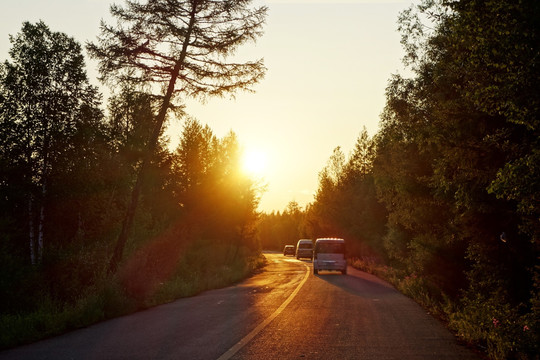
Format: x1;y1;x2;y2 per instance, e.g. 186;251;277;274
375;1;539;357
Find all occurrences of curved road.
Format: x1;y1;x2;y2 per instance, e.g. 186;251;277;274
0;253;479;360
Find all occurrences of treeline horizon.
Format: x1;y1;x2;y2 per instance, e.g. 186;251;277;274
258;1;538;359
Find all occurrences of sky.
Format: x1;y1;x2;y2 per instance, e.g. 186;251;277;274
0;0;412;213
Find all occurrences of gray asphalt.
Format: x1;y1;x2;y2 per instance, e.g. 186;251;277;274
0;253;480;360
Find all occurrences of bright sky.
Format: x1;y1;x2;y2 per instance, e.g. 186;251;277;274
0;0;411;213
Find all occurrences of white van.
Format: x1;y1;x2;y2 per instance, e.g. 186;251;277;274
296;239;313;260
313;238;347;275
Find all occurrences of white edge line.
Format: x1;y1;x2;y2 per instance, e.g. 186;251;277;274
216;263;310;360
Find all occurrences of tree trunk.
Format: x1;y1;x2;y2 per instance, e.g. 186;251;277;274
29;195;36;265
37;181;46;264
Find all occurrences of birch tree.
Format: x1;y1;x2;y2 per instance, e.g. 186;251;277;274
0;21;102;265
87;0;267;272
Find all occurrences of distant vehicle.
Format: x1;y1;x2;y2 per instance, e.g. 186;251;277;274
313;238;347;275
283;245;295;256
296;239;313;260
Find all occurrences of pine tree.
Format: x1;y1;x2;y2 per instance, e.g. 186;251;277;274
87;0;267;271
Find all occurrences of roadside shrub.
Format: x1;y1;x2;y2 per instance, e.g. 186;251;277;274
449;294;538;360
396;273;442;311
350;256;401;281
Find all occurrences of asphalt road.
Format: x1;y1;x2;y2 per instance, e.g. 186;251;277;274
0;253;480;360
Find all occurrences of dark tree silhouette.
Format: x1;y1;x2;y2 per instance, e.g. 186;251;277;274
0;21;102;265
87;0;267;272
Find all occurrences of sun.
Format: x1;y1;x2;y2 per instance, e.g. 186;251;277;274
242;148;268;177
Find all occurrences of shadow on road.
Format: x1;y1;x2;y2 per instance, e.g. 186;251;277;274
315;268;399;300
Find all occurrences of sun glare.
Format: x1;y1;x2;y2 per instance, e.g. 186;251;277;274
242;149;268;177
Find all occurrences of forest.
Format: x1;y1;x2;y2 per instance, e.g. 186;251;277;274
0;0;538;359
0;0;267;349
258;1;539;359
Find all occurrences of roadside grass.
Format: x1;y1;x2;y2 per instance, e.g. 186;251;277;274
350;257;539;360
150;246;266;306
0;243;266;350
0;289;119;349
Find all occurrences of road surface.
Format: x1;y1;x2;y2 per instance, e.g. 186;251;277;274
0;253;479;360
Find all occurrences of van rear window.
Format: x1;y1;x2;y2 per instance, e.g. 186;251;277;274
299;243;312;249
316;243;345;254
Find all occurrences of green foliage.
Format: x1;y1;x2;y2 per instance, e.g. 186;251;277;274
369;0;540;358
489;147;540;241
449;293;538;360
306;130;387;260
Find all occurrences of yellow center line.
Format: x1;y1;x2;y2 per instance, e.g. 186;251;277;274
216;263;310;360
